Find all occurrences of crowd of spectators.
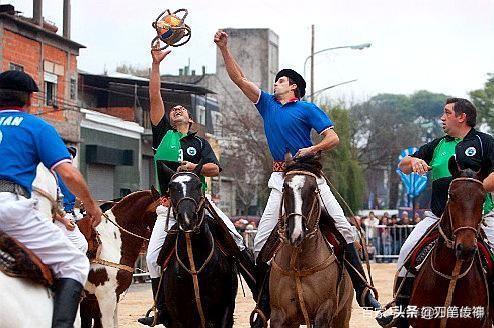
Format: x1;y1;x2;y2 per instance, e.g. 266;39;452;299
354;211;422;262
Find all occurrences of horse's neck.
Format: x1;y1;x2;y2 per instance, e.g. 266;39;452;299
178;222;214;263
278;231;330;269
95;209;146;267
31;164;58;218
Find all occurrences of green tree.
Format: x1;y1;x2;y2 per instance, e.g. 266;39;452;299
470;73;494;129
320;104;365;214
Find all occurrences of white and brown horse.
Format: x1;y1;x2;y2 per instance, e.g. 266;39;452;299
0;164;81;328
28;164;161;327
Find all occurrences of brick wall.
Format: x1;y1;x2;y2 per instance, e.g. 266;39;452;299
1;28;82;141
95;107;135;122
2;30;40;84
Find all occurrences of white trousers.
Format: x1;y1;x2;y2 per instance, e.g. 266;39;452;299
146;199;245;279
253;172;355;260
397;210;494;277
0;192;89;285
53;213;88;254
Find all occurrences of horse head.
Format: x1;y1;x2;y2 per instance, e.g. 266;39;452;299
110;188;161;239
158;161;205;233
445;156;486;260
281;152;323;246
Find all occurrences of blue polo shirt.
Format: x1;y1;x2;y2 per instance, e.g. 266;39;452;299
255;91;333;161
58;176;76;212
0;109;71;196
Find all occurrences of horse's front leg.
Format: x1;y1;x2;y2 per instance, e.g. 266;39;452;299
94;286;118;328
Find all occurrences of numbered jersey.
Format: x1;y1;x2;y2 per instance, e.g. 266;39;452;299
152;116;220;192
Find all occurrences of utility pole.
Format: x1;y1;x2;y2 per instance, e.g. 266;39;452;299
310;24;315;100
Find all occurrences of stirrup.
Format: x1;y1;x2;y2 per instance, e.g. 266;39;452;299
249;307;268;328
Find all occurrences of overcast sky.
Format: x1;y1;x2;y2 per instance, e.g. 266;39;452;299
5;0;494;102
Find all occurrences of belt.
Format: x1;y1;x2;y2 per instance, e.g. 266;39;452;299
272;161;285;172
0;180;29;198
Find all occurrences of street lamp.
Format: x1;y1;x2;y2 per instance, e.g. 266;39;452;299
303;42;372;99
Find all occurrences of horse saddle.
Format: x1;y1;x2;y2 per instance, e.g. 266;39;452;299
257;209;346;265
0;229;53;287
405;228;494;278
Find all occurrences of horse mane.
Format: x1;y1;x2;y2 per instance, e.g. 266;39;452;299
284;155;323;178
112;190;153;213
457;168;479;179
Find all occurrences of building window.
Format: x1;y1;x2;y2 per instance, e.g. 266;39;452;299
45;81;57;107
44;72;58;107
196;104;206;125
9;63;24;71
70;77;77;100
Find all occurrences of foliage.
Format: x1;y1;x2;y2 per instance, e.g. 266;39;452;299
470;73;494;130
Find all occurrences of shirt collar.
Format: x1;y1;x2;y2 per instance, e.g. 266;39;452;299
273;96;300;105
0;107;23;112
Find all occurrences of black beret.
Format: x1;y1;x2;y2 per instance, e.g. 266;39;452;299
0;70;39;92
275;69;306;98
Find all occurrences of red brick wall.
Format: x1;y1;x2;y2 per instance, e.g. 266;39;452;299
2;30;40;85
95;107;135;122
1;29;77;121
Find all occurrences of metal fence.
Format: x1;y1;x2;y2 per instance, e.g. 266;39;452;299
131;225;414;279
362;225;416;262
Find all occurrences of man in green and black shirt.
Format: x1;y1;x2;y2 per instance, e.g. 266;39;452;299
378;98;494;327
138;48;252;326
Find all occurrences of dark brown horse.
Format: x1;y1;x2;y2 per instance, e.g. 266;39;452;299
269;154;353;328
158;163;238;328
408;159;491;328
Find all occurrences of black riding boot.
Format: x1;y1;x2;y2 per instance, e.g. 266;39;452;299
376;276;414;328
237;248;258;298
138;278;169;327
52;278;84;328
344;242;382;310
250;262;271;328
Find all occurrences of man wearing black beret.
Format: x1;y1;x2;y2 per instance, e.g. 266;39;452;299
380;98;494;327
215;30;381;326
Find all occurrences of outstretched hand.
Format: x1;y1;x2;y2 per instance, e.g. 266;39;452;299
214;30;228;48
151;47;171;64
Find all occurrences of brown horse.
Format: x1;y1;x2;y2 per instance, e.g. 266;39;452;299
79;189;161;328
408;162;491;328
269;156;353;328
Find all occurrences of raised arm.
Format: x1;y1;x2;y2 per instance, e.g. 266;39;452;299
214;30;260;103
150;48;171;126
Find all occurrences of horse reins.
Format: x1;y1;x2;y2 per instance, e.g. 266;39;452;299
274;170;334;327
432;177;487;328
164;171;210;328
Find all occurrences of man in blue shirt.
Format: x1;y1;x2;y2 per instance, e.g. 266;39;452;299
215;30;381;325
0;70;102;327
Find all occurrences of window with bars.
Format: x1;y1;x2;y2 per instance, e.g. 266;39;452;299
9;63;24;71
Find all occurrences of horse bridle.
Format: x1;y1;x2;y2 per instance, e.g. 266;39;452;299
166;171;210;328
438;177;485;250
166;171;206;234
278;170;322;243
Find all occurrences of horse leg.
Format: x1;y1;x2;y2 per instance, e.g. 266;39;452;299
328;295;353;328
79;298;93;328
94;288;117;328
112;304;118;328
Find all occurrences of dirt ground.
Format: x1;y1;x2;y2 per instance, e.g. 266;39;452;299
117;263;395;327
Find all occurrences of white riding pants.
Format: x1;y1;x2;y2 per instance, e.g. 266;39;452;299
146;197;245;279
53;213;88;254
253;172;355;260
0;192;89;285
397;210;494;277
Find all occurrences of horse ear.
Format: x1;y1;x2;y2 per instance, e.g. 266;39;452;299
192;160;204;176
157;161;176;194
151;185;161;200
448;156;460;178
284;151;294;165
